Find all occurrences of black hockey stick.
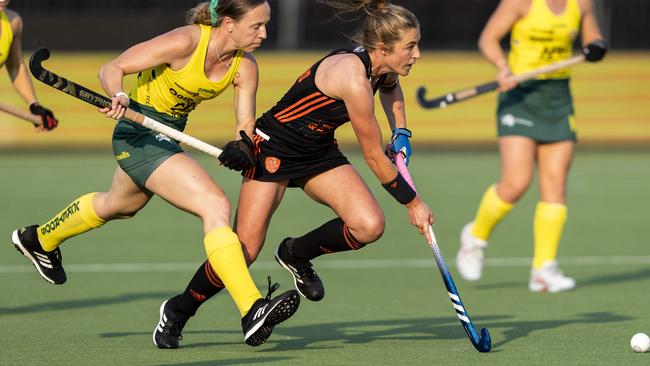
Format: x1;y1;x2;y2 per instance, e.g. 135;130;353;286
416;55;585;109
29;48;223;157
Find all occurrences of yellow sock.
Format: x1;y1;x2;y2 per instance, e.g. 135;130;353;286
37;193;106;251
472;185;514;240
204;227;261;316
532;202;568;269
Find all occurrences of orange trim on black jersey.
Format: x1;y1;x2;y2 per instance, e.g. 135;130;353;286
245;165;256;179
277;96;329;121
278;99;338;123
274;91;322;120
243;134;264;179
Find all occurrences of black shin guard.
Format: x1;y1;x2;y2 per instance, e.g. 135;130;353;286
170;260;225;316
290;218;367;260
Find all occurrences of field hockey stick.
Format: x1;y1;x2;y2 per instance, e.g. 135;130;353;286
0;102;42;126
395;154;491;352
29;48;223;158
416;54;585;109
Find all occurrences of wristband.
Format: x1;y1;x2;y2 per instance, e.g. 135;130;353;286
382;172;417;205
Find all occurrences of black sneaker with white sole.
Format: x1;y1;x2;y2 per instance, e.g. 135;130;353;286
275;238;325;301
153;298;191;349
241;277;300;347
11;225;66;284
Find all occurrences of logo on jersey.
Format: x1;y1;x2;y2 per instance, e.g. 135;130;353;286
353;46;366;53
501;114;534;128
155;133;173;143
190;289;207;302
115;151;130;161
297;69;311;83
40;201;81;235
265;157;281;174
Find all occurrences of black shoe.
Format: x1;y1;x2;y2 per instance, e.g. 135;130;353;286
11;225;66;284
241;277;300;347
275;238;324;301
153;298;190;349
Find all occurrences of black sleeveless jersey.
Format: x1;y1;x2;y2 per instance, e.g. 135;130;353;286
256;47;393;146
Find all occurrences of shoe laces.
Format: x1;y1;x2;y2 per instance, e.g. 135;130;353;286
549;266;561;276
44;248;64;268
161;311;188;340
535;262;569;281
292;257;320;282
264;276;280;300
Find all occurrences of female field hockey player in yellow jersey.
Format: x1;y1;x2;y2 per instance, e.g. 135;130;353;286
10;0;299;348
456;0;607;292
148;0;433;349
0;0;58;130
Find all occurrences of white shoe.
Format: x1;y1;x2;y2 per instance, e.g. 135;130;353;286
456;222;487;281
529;261;576;293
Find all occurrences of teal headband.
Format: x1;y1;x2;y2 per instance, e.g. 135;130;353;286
210;0;219;26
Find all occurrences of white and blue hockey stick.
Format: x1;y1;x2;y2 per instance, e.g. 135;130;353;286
396;154;491;352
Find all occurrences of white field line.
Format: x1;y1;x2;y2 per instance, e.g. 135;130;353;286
1;256;650;274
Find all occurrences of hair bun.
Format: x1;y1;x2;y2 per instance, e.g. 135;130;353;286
376;0;389;9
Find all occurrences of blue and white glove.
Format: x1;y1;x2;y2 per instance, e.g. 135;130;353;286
388;127;412;165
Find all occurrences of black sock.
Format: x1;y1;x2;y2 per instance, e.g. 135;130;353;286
289;218;367;260
169;260;225;317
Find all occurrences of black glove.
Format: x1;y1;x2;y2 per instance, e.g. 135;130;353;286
29;103;59;130
582;39;608;62
218;131;255;171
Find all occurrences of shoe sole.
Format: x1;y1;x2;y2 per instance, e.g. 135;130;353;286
11;230;57;285
153;300;175;349
529;281;576;293
245;291;300;347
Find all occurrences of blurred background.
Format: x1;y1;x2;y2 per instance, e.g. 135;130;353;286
1;3;649;364
9;0;650;50
0;0;648;150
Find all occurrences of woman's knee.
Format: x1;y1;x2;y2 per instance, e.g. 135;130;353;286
198;192;232;223
539;175;568;202
94;192;148;220
240;239;264;265
498;175;532;201
349;212;385;244
237;228;265;264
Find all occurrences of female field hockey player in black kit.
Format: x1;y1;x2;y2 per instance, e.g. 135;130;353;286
11;0;299;348
153;0;434;349
0;0;58;130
